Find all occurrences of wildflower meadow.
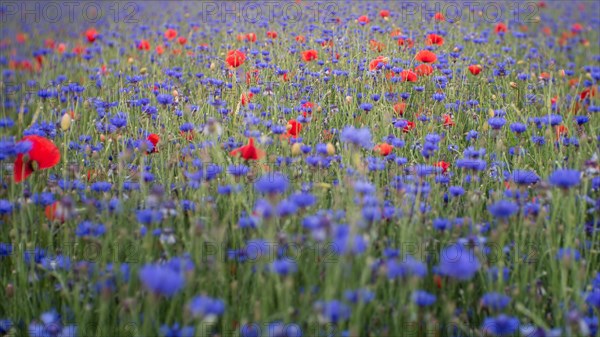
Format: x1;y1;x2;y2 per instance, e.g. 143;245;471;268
0;1;599;336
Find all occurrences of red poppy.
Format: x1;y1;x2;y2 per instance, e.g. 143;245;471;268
435;161;450;173
295;35;306;43
240;92;253;106
369;56;388;71
147;134;160;154
286;119;302;137
45;201;67;223
85;28;98;43
426;34;444;46
402;121;416;133
16;33;28;43
393;102;406;115
442;114;455;127
537;1;547;8
230;137;265;161
434;12;445;21
165;28;178;40
57;43;66;54
226;50;246;68
400;70;418;82
137;39;150;51
379;10;390;18
357;15;370;25
555;125;568;139
301;49;318;62
177;37;187;45
266;31;278;39
415;64;434;76
571;23;583;34
246;69;260;85
14;135;61;183
246;33;257;43
495;23;507;34
415;50;437;63
468;64;482;75
434;275;443;289
397;37;414;48
374;143;393;156
45;38;55;49
369;40;385;52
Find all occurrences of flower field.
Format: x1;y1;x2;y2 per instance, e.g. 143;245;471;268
0;1;599;336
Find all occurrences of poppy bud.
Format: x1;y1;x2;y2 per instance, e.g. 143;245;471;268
345;96;352;103
326;143;335;155
128;57;134;63
291;142;302;156
140;67;147;74
510;82;518;89
5;283;14;298
60;113;72;131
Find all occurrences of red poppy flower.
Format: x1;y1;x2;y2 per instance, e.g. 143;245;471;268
442;114;455;127
379;10;390;18
165;28;178;40
415;50;437;63
85;28;98;43
177;37;187;45
301;49;318;62
393;102;406;115
266;31;278;39
14;135;61;183
358;15;370;25
45;38;55;49
397;37;414;48
426;34;444;46
246;33;257;43
434;12;445;21
226;50;246;68
571;23;583;34
402;121;416;133
45;201;68;223
57;43;66;54
435;161;450;173
230;137;265;161
415;64;434;76
369;56;388;71
400;70;418;82
147;134;160;154
369;40;385;52
495;23;507;34
246;69;260;85
286;119;302;137
156;45;165;55
468;64;482;75
374;143;393;156
137;39;150;51
537;1;547;8
555;125;568;139
295;35;306;43
240;92;253;106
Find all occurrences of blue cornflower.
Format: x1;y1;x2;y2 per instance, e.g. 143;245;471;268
412;290;437;307
139;263;185;297
270;259;298;276
340;126;373;149
488;200;518;219
481;292;511;311
548;169;581;188
437;244;480;280
488;117;506;130
160;324;195;337
482;314;519;336
254;172;289;194
187;295;225;319
511;170;539;185
314;300;351;324
510;123;527;134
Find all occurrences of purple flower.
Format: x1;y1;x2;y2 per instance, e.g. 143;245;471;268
314;300;351;324
160;324;195;337
548;169;581;188
270;259;298;276
511;170;539;185
139;263;185;297
187;295;225;319
254;172;289;194
482;314;519;336
341;126;373;149
412;290;437;307
437;244;480;281
481;292;511;311
488;200;518;219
